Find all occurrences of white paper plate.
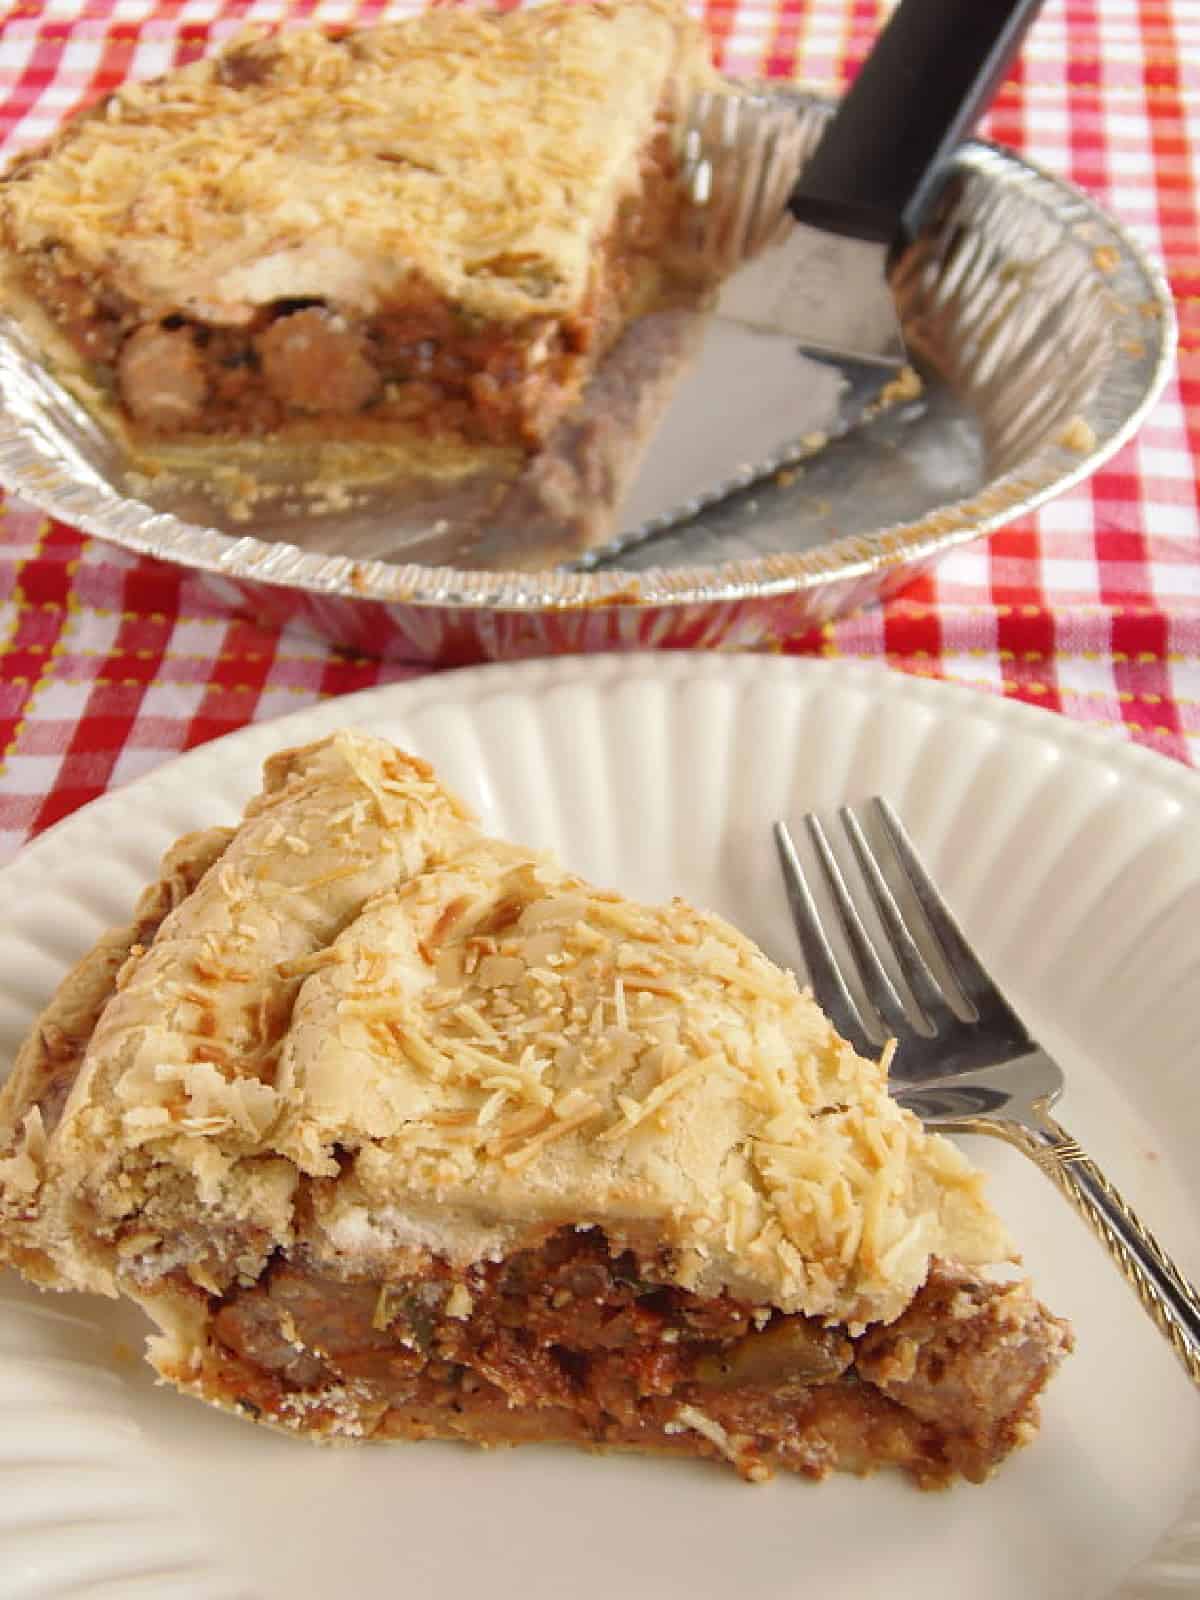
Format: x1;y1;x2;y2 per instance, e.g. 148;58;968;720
1;653;1198;1600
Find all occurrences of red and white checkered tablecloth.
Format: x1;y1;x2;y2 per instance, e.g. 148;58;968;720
1;0;1198;864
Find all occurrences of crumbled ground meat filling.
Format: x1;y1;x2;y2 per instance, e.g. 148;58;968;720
19;121;685;448
200;1227;1070;1488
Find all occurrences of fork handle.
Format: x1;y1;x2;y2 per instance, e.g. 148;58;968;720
988;1111;1200;1388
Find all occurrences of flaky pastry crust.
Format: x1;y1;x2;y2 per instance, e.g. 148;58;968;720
0;729;1013;1346
0;1;715;327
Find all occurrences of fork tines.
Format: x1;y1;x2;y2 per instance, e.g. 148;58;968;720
773;800;1028;1072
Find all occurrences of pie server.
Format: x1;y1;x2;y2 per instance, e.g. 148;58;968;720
576;0;1048;569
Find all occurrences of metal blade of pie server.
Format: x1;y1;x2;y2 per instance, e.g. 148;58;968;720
578;224;906;566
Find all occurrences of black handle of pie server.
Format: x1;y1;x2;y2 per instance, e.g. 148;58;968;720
791;0;1047;247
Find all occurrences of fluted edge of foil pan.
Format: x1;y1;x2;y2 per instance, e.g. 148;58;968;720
0;95;1176;664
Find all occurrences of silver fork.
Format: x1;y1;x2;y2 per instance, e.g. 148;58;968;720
774;798;1200;1388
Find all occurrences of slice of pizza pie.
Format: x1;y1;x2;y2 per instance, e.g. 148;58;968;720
0;731;1071;1487
0;1;716;483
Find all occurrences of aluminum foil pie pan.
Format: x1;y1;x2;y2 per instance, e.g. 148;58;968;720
0;89;1176;664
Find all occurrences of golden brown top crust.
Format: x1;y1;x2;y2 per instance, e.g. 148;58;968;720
0;731;477;1295
273;842;1012;1327
0;1;715;326
0;730;1011;1330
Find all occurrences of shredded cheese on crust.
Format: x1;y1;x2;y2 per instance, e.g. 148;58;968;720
0;1;715;325
0;728;1014;1334
266;823;1014;1327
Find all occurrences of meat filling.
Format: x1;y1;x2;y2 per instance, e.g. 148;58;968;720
194;1228;1071;1488
21;121;686;448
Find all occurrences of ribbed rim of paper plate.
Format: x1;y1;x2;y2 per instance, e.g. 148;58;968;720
0;132;1176;616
